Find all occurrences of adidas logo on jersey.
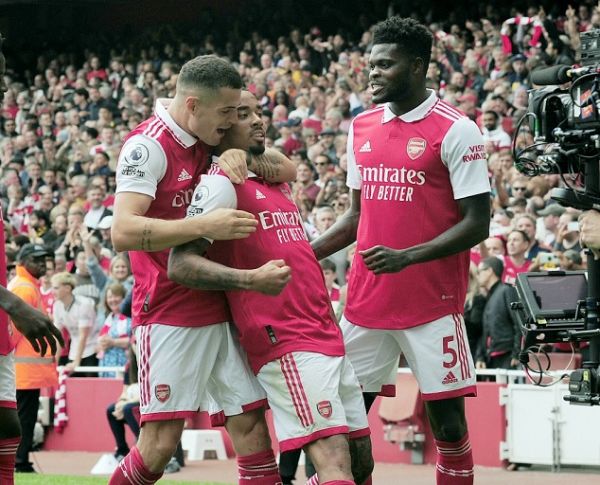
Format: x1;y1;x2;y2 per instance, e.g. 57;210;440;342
442;371;458;385
177;168;192;182
255;189;266;200
359;140;372;153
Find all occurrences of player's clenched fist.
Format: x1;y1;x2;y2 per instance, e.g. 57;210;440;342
249;259;292;295
199;208;258;240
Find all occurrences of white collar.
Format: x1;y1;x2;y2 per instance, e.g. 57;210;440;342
154;99;197;148
382;89;438;124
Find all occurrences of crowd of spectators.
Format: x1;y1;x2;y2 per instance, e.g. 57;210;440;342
2;3;598;376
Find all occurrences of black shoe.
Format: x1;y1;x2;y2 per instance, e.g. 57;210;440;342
15;462;36;473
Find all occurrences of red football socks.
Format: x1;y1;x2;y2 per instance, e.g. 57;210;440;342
108;446;163;485
238;449;281;484
435;433;474;485
0;437;20;485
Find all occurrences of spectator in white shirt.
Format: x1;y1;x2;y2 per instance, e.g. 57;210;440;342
481;110;512;151
51;272;98;376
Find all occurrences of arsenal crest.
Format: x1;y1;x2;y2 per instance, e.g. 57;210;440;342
406;137;427;160
155;384;171;403
317;400;332;419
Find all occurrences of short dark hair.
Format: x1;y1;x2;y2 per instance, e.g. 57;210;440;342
177;55;242;93
75;88;89;99
508;229;531;244
320;258;337;272
481;256;504;278
84;127;98;139
372;17;433;68
32;210;50;227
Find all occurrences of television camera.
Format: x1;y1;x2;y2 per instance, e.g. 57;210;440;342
512;29;600;405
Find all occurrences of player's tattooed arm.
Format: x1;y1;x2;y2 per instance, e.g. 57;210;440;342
168;238;249;290
248;148;297;183
140;222;152;251
168;239;291;295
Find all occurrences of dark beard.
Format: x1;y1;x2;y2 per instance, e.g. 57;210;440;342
249;144;266;155
375;80;412;104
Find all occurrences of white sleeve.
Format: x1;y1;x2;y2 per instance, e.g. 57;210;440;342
441;117;491;200
499;131;512;148
115;134;168;199
186;173;237;244
187;173;238;218
52;304;63;330
78;300;96;329
345;120;362;190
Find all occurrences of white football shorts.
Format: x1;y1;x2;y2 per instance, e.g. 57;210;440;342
0;352;16;408
257;351;370;452
136;322;266;424
340;313;477;401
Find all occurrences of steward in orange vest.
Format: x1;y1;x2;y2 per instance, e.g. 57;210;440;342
9;244;57;472
9;246;57;390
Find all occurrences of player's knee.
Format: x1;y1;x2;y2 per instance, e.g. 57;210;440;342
226;408;271;451
306;434;352;472
138;421;183;463
427;399;468;442
350;437;374;483
436;421;468;442
227;408;267;436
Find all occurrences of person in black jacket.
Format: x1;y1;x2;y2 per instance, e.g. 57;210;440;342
464;263;486;361
475;257;521;370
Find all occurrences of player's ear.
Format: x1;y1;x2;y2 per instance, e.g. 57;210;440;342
412;57;425;76
184;96;198;115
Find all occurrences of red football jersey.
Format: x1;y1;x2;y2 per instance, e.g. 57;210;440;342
116;100;229;328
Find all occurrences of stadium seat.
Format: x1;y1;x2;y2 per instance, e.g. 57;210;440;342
181;429;227;461
378;372;426;464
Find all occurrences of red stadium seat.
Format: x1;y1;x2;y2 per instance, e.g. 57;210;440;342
378;372;426;464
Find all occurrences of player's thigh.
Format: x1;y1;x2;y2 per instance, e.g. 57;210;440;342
338;356;370;437
398;313;476;401
340;315;400;395
257;352;349;453
207;324;267;422
135;323;225;421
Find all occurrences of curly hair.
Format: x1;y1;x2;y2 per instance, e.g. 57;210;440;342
372;17;433;68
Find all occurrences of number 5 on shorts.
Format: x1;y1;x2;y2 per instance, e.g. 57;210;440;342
442;335;458;369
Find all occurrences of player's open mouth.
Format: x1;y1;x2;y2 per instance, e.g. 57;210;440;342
216;128;227;136
371;83;384;96
252;130;265;141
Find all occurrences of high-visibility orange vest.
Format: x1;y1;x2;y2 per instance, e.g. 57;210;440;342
9;266;57;390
